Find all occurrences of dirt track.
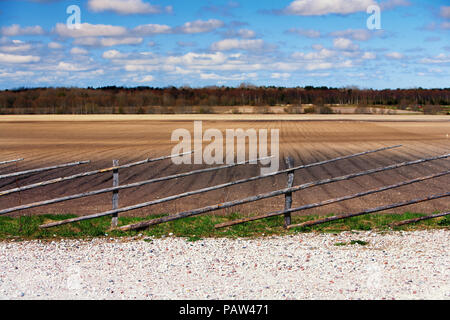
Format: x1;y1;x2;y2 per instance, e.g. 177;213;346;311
0;115;449;217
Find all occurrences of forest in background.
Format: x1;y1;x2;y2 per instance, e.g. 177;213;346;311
0;85;449;115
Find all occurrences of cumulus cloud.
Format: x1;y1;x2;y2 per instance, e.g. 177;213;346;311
1;24;44;36
385;52;405;59
211;39;265;51
333;38;359;51
73;37;143;47
56;62;91;71
292;48;336;60
135;75;155;82
362;52;376;59
236;29;256;39
0;70;34;79
133;24;172;35
102;49;128;59
70;47;89;55
283;0;376;16
0;43;32;53
329;29;373;41
200;72;257;81
54;23;127;38
103;50;263;74
0;52;40;63
98;37;143;46
420;53;450;64
48;42;63;49
177;19;224;34
271;73;290;79
88;0;170;15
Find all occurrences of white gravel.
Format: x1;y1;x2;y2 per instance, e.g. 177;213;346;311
0;230;449;300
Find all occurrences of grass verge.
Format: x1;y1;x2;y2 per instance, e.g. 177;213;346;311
0;212;448;241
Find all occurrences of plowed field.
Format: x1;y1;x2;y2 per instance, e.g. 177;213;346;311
0;115;448;217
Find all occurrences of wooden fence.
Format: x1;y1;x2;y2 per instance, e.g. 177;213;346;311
0;144;448;232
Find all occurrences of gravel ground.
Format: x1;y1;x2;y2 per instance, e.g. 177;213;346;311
0;230;449;300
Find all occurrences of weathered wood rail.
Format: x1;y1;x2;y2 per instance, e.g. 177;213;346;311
117;158;450;231
0;160;90;180
390;211;450;227
39;145;401;228
215;170;450;229
0;158;24;166
289;192;450;229
0;151;193;196
0;144;448;233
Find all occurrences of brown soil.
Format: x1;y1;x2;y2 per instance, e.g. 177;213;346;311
0;116;449;218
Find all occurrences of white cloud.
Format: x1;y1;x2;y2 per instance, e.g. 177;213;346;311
103;50;263;74
48;42;63;49
283;0;376;16
329;29;373;41
385;52;405;59
211;39;265;51
133;24;172;35
178;19;224;34
306;72;331;77
88;0;166;15
271;73;290;79
0;52;40;63
304;62;334;70
0;43;32;53
0;71;34;78
135;75;155;82
124;64;159;72
200;72;258;81
440;6;450;19
333;38;359;51
420;53;450;64
99;37;143;46
70;47;89;55
54;23;127;38
362;52;376;59
73;37;143;47
102;49;128;59
56;62;91;71
236;29;256;39
1;24;44;36
292;48;336;60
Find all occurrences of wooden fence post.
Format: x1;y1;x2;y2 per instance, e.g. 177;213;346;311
111;160;119;228
284;156;295;228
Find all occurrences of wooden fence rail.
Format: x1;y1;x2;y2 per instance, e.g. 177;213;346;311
0;158;24;166
115;153;449;232
0;145;446;234
215;170;450;229
38;145;401;228
0;151;193;196
0;160;90;180
288;192;450;229
390;211;450;227
0;156;271;216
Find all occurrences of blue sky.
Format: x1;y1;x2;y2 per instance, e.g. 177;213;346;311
0;0;449;89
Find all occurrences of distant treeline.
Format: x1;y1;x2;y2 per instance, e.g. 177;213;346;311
0;85;449;114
